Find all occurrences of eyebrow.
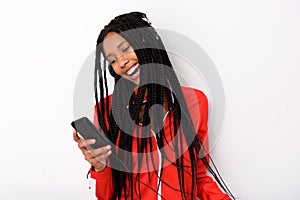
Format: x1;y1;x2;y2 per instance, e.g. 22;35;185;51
117;41;127;48
106;40;127;59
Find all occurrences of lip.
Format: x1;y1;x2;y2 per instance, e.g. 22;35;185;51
125;63;139;76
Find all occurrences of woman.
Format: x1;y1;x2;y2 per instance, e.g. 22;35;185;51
73;11;234;200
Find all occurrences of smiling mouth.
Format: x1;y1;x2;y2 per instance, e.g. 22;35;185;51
126;63;139;76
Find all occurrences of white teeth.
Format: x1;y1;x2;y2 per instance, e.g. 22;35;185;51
126;64;139;76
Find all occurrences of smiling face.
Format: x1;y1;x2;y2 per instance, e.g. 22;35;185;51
103;32;140;86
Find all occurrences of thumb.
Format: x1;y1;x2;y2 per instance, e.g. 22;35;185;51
73;130;80;142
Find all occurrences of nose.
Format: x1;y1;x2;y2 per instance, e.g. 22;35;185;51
117;54;129;68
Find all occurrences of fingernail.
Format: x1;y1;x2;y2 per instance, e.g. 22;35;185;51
106;145;111;150
90;139;96;144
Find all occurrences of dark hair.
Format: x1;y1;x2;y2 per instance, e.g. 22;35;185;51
94;11;234;200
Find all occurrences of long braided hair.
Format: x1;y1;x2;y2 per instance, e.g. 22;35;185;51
94;11;233;200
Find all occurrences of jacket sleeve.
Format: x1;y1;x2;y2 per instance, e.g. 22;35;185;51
88;166;114;200
86;101;114;200
195;90;230;200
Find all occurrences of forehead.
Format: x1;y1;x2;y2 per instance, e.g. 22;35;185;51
103;32;127;56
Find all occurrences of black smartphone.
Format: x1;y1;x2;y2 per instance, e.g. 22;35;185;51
71;117;111;149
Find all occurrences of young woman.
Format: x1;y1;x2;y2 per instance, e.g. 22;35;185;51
73;11;234;200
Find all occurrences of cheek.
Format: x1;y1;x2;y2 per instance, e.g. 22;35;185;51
130;51;138;60
111;65;122;75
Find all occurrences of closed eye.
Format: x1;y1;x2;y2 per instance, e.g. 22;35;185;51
108;58;116;64
122;45;131;53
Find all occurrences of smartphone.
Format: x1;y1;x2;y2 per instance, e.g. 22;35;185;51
71;117;111;149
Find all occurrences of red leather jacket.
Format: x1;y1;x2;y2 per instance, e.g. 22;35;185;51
88;86;230;200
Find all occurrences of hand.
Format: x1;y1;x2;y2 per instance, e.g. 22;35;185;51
73;130;112;172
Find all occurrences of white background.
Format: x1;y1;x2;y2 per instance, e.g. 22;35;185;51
1;0;299;199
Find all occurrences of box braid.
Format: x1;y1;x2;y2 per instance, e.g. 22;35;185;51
94;11;234;200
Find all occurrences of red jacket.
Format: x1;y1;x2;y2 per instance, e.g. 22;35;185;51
88;86;230;200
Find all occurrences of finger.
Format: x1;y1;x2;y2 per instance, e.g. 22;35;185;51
89;150;111;165
83;148;102;160
78;139;96;149
85;145;111;161
99;144;111;151
84;149;111;170
94;150;112;161
93;149;112;162
83;148;98;161
92;145;111;156
77;139;93;153
85;153;105;164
